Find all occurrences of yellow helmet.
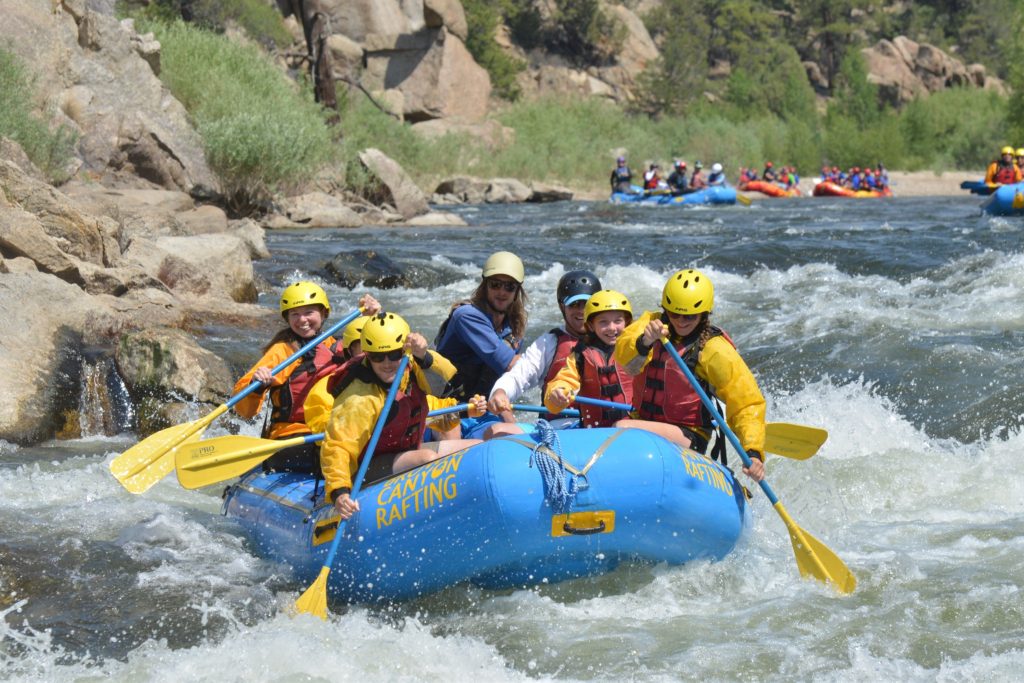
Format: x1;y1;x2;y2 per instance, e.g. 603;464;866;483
341;315;370;350
360;312;410;353
1002;146;1015;155
585;289;633;322
482;251;525;284
279;282;330;319
1016;148;1024;157
661;269;714;315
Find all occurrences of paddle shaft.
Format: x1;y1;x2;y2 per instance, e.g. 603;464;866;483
317;355;410;573
228;309;362;409
659;340;779;504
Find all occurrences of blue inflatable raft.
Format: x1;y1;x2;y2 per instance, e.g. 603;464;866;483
982;182;1024;216
610;185;737;206
222;428;747;603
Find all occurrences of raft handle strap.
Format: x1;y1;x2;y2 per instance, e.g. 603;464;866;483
562;520;606;535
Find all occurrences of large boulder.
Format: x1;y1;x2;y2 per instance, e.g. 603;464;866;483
861;37;1006;108
324;249;411;289
0;2;217;195
0;271;119;443
357;149;429;219
122;233;258;303
115;327;233;406
363;27;491;123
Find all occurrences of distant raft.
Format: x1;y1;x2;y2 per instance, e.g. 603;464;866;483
739;180;801;198
981;182;1024;216
812;180;892;198
610;185;737;206
222;428;748;604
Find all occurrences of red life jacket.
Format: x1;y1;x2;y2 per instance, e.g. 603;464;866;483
269;340;346;430
330;362;428;456
635;325;734;428
575;343;632;427
994;163;1018;185
541;328;579;409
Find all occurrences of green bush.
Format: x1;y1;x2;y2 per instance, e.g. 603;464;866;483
462;0;526;100
0;47;77;183
127;0;292;49
141;19;333;211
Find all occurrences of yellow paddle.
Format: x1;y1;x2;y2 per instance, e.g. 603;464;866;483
109;308;362;494
661;339;855;594
294;355;410;619
736;193;752;206
764;422;828;460
570;396;827;460
175;404;471;489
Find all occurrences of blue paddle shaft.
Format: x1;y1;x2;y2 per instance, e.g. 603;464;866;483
572;395;632;411
660;339;779;505
511;404;581;417
320;354;410;572
226;309;362;409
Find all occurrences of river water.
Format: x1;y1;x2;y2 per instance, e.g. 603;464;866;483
3;194;1024;681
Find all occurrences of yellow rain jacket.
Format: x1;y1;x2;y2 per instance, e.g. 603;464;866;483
319;359;461;501
615;310;766;455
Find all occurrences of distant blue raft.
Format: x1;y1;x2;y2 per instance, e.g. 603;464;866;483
982;182;1024;216
222;428;747;604
610;185;737;206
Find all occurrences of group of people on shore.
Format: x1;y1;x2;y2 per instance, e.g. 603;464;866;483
984;145;1024;185
738;161;801;189
611;156;729;194
818;163;890;191
233;254;768;519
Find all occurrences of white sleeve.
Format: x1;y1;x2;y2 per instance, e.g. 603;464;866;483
489;332;557;401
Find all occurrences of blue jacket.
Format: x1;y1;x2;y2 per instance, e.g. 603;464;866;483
436;302;522;400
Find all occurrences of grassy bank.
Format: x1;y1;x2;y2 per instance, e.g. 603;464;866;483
41;13;1019;202
0;48;76;183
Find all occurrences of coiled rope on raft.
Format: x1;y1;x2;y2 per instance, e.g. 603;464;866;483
528;419;587;515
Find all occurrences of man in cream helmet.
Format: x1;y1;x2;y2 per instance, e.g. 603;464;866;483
436;251;529;401
707;162;726;186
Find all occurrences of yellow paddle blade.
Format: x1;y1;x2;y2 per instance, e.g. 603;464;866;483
774;502;856;594
110;419;211;493
175;434;308;489
736;193;752;206
765;423;828;460
293;567;330;620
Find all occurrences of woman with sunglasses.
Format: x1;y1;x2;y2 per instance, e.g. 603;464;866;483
435;251;528;402
613;269;766;482
231;282;380;474
321;312;486;520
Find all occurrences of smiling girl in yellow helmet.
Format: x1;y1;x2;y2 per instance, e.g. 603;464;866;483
231;282;379;473
614;269;766;482
319;312;486;520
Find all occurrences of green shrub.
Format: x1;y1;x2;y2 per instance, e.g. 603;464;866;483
141;19;333;211
127;0;292;49
0;47;77;183
462;0;526;100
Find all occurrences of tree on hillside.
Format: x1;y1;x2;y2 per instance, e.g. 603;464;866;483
793;0;880;90
635;0;711;116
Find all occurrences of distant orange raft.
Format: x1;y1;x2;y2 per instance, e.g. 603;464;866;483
812;180;892;198
739;180;801;197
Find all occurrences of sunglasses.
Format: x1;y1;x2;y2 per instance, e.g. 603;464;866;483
367;349;405;363
487;279;519;293
667;311;700;321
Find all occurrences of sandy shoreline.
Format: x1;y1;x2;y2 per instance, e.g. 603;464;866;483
572;170;983;200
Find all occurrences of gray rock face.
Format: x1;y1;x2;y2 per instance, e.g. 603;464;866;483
115;327;233;405
324;249;411;289
357;148;429;218
0;2;218;194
